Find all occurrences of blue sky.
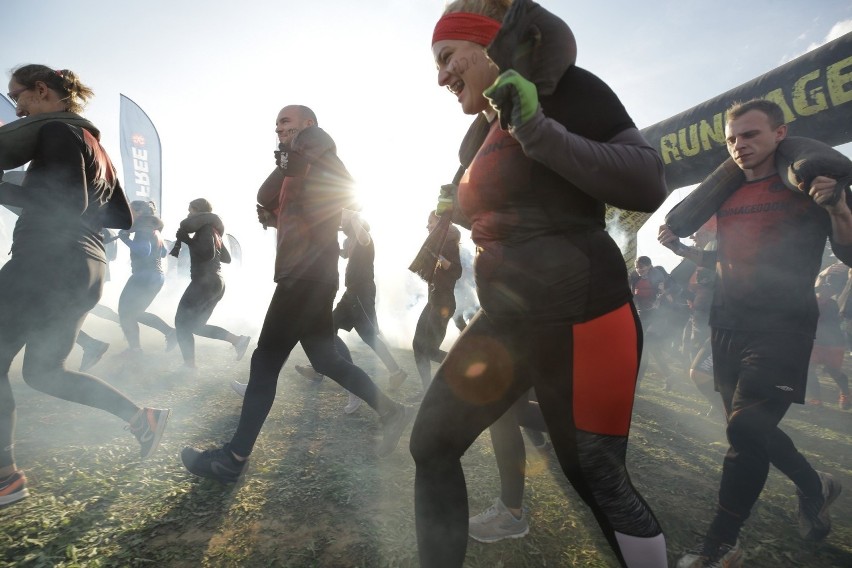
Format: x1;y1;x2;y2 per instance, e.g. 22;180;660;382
3;0;852;340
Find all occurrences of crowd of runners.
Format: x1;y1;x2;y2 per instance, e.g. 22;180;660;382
1;1;850;567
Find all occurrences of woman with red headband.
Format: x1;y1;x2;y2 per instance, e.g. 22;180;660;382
409;1;668;566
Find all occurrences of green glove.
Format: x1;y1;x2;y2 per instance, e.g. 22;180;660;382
436;184;456;216
483;69;539;130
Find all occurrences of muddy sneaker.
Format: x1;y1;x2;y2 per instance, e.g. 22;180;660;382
0;470;29;506
377;405;415;457
677;539;742;568
80;340;110;372
234;335;251;361
127;408;171;459
469;498;529;543
295;364;324;382
231;380;247;397
388;369;408;391
344;392;362;414
181;443;246;484
798;471;842;541
839;393;850;410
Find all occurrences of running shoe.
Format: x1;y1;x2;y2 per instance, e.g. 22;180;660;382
388;369;408;391
0;470;29;506
80;340;110;372
231;380;247;397
165;330;178;352
295;364;324;382
839;393;850;410
806;399;823;407
798;471;842;541
344;392;362;414
126;408;171;459
376;405;415;457
677;539;742;568
181;443;246;484
234;335;252;361
468;498;529;543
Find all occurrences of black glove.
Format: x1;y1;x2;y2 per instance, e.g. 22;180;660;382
274;143;309;176
274;144;287;168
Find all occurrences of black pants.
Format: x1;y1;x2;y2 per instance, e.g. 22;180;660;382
489;391;548;509
118;271;172;349
410;304;661;567
0;253;138;468
412;293;455;388
332;289;376;360
229;278;398;457
175;273;230;363
707;328;823;543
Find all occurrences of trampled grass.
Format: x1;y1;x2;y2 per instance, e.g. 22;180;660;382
1;337;850;567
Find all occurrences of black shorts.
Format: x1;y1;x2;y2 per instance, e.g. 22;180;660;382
332;290;377;335
711;328;813;404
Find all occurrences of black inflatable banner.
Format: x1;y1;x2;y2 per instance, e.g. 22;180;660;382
640;31;852;192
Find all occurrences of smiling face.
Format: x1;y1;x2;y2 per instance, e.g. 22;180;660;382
725;109;787;181
432;38;499;116
275;106;315;147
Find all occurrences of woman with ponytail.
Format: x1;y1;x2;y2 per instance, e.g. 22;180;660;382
0;65;170;507
171;198;250;369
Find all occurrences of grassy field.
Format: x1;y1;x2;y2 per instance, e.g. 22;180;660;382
0;334;850;567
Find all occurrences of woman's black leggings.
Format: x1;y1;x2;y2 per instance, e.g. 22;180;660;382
175;274;231;363
118;270;172;349
410;304;662;567
0;254;139;468
489;391;548;509
412;293;455;388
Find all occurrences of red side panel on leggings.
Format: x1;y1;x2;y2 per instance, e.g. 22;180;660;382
573;303;638;436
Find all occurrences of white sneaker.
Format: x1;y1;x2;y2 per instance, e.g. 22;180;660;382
468;498;529;543
344;392;362;414
798;471;842;541
677;539;742;567
231;380;247;397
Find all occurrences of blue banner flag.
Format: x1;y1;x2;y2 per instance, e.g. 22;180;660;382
119;94;162;214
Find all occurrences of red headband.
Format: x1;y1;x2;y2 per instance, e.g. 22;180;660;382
432;12;502;46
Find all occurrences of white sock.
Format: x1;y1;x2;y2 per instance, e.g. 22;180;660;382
614;532;667;568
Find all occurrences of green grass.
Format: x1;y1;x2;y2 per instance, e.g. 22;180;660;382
1;339;850;567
